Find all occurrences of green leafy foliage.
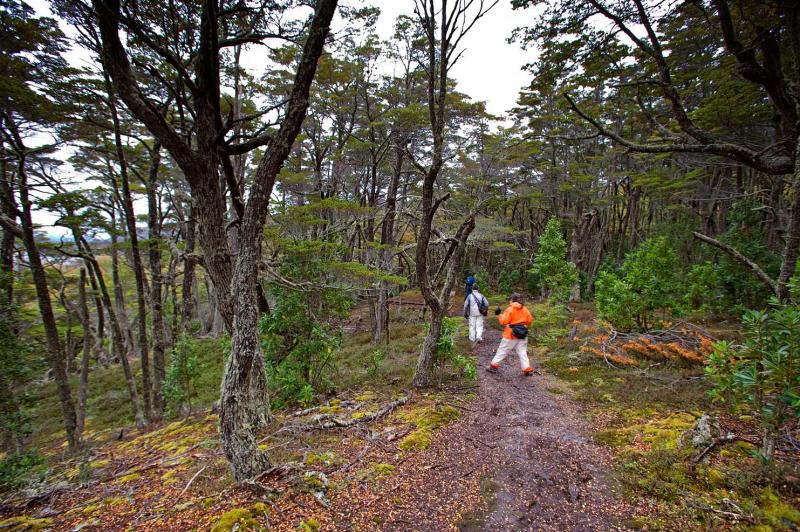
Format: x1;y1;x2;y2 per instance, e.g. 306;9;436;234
706;302;800;459
595;237;682;331
260;243;352;409
530;218;578;302
0;286;36;448
498;265;522;295
163;335;200;416
0;450;44;491
687;201;781;314
433;317;476;379
366;349;386;378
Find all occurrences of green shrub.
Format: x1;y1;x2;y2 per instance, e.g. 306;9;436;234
530;218;578;302
684;261;727;316
688;201;781;314
260;244;351;408
0;297;35;448
433;317;475;379
498;266;521;295
0;450;44;491
595;236;682;331
706;301;800;460
474;269;490;292
163;334;200;416
367;349;386;377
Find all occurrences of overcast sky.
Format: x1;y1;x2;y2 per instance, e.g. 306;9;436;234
31;0;536;116
373;1;534;117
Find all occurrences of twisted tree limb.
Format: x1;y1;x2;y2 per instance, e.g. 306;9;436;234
692;231;777;295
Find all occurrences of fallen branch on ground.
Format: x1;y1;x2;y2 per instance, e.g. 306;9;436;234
263;396;410;442
689;434;760;470
680;489;755;523
173;465;208;503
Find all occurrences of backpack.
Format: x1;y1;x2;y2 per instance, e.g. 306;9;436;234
471;293;489;316
511;324;529;340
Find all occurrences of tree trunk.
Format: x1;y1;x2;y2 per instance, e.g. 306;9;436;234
220;241;272;481
104;71;153;421
181;207;197;332
86;267;109;367
16;155;78;449
146;143;166;418
76;268;92;439
0;370;23;453
79;233;145;428
412;306;445;387
776;149;800;301
109;207;133;360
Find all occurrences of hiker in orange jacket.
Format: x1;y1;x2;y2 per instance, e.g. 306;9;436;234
488;293;535;376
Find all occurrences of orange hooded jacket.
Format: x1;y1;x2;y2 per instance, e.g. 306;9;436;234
497;302;533;340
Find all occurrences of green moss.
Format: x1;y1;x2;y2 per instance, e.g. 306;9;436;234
355;391;377;402
161;469;179;480
298;517;321;531
89;459;109;469
398;428;432;451
114;472;141;484
398;404;460;430
595;429;633;448
0;516;52;531
757;488;800;528
304;451;334;467
599;413;695;454
302;472;326;490
351;411;375;420
82;504;101;515
318;405;342;414
395;404;459;452
371;463;395;476
705;468;726;488
103;496;127;506
209;503;269;532
203;497;215;509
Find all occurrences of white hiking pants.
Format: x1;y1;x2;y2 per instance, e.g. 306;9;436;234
491;338;531;371
468;315;484;342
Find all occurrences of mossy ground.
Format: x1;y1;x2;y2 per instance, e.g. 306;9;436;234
545;305;799;530
0;294;480;529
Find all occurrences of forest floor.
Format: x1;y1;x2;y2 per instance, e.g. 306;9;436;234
459;327;638;530
1;301;798;531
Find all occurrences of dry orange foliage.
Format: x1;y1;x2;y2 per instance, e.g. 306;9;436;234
578;325;713;367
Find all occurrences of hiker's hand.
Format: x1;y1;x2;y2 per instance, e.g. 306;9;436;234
495;306;501;316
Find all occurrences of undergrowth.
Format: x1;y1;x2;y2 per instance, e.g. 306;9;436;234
545;305;799;530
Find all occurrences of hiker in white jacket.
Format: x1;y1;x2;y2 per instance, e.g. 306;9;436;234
463;285;489;344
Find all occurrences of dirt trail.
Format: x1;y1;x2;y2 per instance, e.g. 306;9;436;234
455;327;635;531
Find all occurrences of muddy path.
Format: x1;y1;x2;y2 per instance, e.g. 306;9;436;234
453;326;636;531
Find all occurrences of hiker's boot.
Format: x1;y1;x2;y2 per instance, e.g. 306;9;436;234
487;363;500;373
523;367;535;377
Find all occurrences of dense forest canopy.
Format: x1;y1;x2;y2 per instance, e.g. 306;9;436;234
0;0;798;527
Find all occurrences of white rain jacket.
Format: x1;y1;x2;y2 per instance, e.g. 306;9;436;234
463;290;488;317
